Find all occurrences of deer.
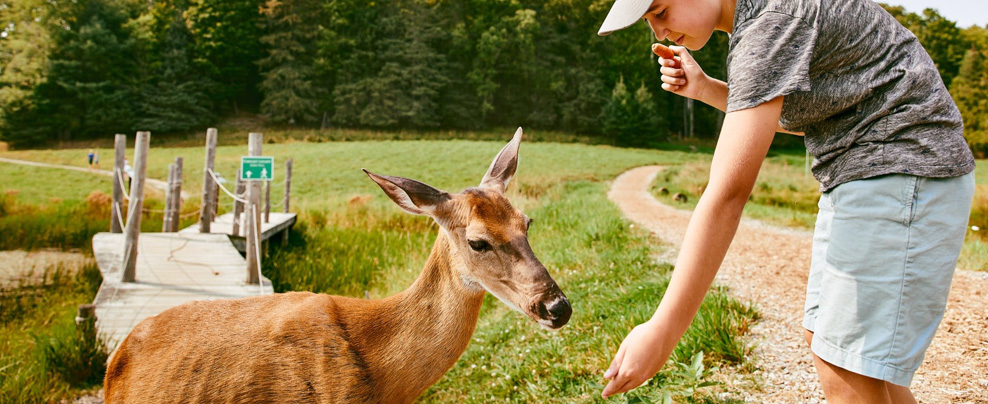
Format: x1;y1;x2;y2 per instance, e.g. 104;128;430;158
103;127;572;404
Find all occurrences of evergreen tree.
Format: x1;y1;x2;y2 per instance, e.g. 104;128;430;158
258;0;323;125
187;0;264;114
137;6;214;133
330;0;449;128
603;77;663;147
41;0;141;140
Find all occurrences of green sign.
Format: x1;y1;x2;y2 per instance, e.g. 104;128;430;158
240;156;274;181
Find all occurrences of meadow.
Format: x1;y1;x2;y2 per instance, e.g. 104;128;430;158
0;131;984;403
1;134;755;403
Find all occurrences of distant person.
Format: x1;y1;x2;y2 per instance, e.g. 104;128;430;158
124;158;134;192
87;148;94;169
596;0;975;403
93;151;100;170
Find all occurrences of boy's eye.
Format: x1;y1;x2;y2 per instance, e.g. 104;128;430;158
657;9;667;18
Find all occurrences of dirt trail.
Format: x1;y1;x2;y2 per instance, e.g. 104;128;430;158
608;165;988;404
0;156;189;199
0;250;91;287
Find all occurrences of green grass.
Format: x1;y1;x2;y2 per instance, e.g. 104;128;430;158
0;262;108;404
2;137;746;402
0;191;200;252
0;164;116;206
1;131;983;404
2;139;706;212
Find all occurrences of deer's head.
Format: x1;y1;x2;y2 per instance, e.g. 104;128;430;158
364;128;571;330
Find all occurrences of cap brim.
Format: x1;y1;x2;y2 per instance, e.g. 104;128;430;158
598;0;652;36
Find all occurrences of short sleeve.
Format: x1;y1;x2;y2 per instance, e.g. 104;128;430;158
726;11;816;113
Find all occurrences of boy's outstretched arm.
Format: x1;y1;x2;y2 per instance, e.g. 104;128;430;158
602;96;784;399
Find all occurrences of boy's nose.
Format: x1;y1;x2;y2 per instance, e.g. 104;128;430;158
644;19;669;41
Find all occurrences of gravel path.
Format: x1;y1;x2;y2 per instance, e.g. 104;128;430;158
608;165;988;404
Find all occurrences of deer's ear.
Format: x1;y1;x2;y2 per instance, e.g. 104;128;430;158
363;169;449;216
480;127;522;193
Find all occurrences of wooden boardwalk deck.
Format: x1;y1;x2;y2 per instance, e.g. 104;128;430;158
91;232;276;349
179;212;297;252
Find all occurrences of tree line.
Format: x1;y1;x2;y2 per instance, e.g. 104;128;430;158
1;0;986;153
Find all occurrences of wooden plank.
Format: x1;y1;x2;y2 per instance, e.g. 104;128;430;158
91;232;272;349
180;212;296;243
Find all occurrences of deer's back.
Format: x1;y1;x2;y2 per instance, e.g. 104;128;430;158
104;292;379;404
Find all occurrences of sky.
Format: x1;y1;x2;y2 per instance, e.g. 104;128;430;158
876;0;988;29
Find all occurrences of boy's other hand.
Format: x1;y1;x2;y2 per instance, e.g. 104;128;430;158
601;319;671;399
658;45;708;101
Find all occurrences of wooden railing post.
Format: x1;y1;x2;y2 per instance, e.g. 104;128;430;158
163;162;176;232
264;181;271;224
198;128;217;233
283;158;293;213
232;170;245;236
171;157;183;232
122;131;150;283
111;134;126;233
245;132;263;284
212;181;219;218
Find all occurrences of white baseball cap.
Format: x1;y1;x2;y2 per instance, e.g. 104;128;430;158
598;0;653;36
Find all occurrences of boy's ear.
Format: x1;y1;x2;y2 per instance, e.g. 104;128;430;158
480;127;523;193
363;169;449;216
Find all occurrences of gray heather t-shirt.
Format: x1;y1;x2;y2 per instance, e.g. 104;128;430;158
725;0;975;191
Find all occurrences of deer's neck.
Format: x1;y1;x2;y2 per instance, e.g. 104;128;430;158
350;231;485;402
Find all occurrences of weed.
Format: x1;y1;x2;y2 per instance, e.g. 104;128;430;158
0;262;106;403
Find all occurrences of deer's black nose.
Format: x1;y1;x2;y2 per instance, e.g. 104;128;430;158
544;297;572;329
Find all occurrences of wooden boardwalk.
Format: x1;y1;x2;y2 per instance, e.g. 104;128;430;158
179;212;297;253
91;213;296;348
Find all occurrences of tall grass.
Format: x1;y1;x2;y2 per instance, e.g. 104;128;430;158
651;156;820;229
0;262;107;404
0;191;202;251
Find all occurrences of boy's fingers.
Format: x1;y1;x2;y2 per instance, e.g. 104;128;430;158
660;75;685;86
602;373;637;398
659;66;683;77
604;343;628;379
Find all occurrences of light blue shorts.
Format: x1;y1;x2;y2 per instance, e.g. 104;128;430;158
802;172;975;386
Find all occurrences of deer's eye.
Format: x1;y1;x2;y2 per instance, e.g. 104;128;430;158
468;239;491;252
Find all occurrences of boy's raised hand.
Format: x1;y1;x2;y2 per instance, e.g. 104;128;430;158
654;44;708;101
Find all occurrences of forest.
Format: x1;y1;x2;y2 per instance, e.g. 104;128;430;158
1;0;986;152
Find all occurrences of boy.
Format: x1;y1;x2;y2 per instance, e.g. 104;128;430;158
596;0;976;403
